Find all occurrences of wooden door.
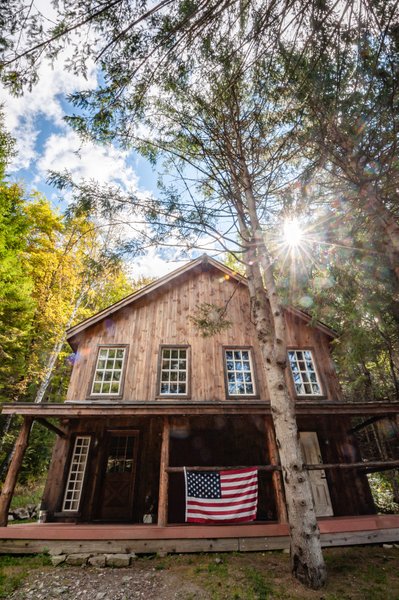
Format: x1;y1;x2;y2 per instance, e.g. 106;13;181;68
299;431;333;517
98;431;139;521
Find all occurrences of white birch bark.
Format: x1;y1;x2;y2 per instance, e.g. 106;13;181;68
34;291;85;404
233;155;326;587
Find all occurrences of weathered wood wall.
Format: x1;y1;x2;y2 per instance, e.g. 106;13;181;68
67;263;341;403
41;417;163;523
297;415;376;516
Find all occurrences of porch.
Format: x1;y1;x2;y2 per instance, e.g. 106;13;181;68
0;515;398;555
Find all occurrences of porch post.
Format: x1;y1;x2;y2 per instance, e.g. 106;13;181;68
265;417;288;523
158;416;170;527
0;417;33;527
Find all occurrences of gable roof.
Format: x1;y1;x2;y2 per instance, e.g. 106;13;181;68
66;254;336;343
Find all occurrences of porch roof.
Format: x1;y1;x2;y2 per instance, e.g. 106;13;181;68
2;400;399;418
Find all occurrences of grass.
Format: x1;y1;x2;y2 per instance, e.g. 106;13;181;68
148;546;399;600
0;546;398;599
10;478;46;510
0;554;51;599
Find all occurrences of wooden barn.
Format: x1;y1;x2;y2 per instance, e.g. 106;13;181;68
1;254;399;555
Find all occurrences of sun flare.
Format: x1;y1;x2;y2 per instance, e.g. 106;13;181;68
283;219;303;248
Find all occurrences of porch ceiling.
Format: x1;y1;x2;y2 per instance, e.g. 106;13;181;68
1;400;399;418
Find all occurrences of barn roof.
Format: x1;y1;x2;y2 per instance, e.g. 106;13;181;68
66;254;336;343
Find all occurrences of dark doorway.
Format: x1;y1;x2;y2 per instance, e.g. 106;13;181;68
97;430;139;521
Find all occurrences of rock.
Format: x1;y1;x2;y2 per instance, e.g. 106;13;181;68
88;555;106;567
53;587;69;595
105;553;131;567
383;544;394;549
27;503;38;517
8;514;14;521
127;553;137;561
65;553;91;566
51;555;67;566
214;557;222;564
12;507;30;520
122;576;133;583
95;593;107;599
282;548;290;554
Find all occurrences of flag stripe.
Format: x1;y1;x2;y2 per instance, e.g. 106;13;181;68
185;467;258;523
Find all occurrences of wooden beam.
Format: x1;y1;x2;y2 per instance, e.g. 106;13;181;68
2;400;399;418
0;417;33;527
305;459;399;470
34;418;66;438
348;415;390;434
158;416;170;527
264;417;288;524
166;465;281;472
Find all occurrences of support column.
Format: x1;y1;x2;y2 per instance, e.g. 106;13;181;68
265;416;288;523
158;416;170;527
0;417;33;527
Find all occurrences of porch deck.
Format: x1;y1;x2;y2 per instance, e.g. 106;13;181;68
1;515;398;555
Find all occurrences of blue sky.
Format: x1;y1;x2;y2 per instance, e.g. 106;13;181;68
0;47;200;278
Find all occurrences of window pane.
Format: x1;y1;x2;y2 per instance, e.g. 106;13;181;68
288;350;322;396
159;347;188;395
62;437;90;512
91;347;125;396
225;349;255;395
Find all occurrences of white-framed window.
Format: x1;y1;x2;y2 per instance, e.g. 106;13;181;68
288;349;322;396
159;346;188;395
224;348;256;396
91;347;126;396
62;436;91;512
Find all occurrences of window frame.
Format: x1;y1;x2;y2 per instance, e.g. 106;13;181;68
223;346;259;399
62;435;91;513
287;348;324;397
88;344;129;400
156;344;191;399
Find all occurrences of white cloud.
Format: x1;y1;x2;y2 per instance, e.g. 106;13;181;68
1;49;98;172
36;129;140;190
128;248;188;279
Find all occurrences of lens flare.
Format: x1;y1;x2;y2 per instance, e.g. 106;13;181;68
283;219;303;248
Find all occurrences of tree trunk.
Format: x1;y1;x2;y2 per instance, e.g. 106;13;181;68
228;137;326;588
246;260;326;589
361;186;399;284
34;291;85;404
0;417;33;526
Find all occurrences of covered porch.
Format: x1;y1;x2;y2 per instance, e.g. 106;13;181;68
1;400;399;545
0;515;399;555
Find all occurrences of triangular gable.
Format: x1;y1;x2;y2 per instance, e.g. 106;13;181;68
66;254;336;342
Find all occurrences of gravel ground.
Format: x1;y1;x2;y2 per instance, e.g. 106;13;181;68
8;565;210;600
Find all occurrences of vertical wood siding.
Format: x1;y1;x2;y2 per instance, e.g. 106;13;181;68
66;265;340;403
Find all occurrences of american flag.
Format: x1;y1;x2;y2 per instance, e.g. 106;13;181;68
184;467;258;523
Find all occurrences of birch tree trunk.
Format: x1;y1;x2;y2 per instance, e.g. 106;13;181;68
247;258;326;588
225;112;327;588
33;293;84;404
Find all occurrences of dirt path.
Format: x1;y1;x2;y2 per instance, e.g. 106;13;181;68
9;563;210;600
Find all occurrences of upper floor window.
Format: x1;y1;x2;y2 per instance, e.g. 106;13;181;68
288;349;322;396
224;348;256;397
159;346;189;396
91;346;126;396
